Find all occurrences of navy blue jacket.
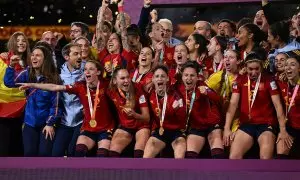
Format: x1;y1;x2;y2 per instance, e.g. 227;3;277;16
4;67;61;127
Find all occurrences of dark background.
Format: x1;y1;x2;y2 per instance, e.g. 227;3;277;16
0;0;299;51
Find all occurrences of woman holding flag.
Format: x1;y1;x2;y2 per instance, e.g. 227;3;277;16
0;32;30;156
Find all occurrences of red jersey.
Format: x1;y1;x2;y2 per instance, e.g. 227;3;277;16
3;54;25;74
65;81;115;132
274;72;286;82
98;49;137;78
149;88;186;131
232;74;279;125
176;82;221;130
122;50;138;72
130;68;153;88
159;45;175;69
107;84;150;129
278;81;300;129
169;68;180;85
204;57;214;77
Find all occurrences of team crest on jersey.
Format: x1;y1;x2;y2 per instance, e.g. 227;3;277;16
167;53;172;60
270;81;277;90
172;99;183;109
139;95;146;104
233;82;238;89
99;89;104;96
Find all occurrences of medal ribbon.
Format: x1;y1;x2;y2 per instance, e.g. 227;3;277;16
247;73;261;119
286;83;299;120
156;92;168;128
185;87;196;130
87;81;100;120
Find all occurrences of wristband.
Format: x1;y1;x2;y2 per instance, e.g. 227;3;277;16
118;6;124;12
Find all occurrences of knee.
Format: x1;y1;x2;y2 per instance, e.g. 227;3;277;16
260;153;273;160
173;137;186;146
229;151;243;159
113;132;130;142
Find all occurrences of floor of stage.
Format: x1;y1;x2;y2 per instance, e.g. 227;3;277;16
0;158;300;180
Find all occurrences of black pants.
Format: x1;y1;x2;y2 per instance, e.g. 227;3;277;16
0;117;23;156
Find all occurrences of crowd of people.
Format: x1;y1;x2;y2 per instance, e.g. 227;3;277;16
0;0;300;159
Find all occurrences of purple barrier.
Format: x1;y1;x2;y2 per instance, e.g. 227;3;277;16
125;0;264;24
0;158;300;180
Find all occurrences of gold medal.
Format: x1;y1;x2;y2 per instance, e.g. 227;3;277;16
125;100;131;108
87;81;101;129
89;119;97;128
159;127;164;135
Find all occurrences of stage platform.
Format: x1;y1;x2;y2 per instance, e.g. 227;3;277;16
1;158;300;180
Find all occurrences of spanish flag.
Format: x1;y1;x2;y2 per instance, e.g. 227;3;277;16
0;58;26;118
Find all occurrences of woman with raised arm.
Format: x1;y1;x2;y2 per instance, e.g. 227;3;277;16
223;52;292;159
4;46;61;156
18;60;116;157
96;0;139;79
107;67;150;158
143;65;186;159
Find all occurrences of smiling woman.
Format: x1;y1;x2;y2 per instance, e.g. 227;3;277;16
3;45;61;157
15;60;116;157
107;67;150;158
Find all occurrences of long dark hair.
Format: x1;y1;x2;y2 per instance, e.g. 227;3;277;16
240;23;266;48
28;46;60;84
269;21;290;44
214;35;228;54
191;33;209;56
